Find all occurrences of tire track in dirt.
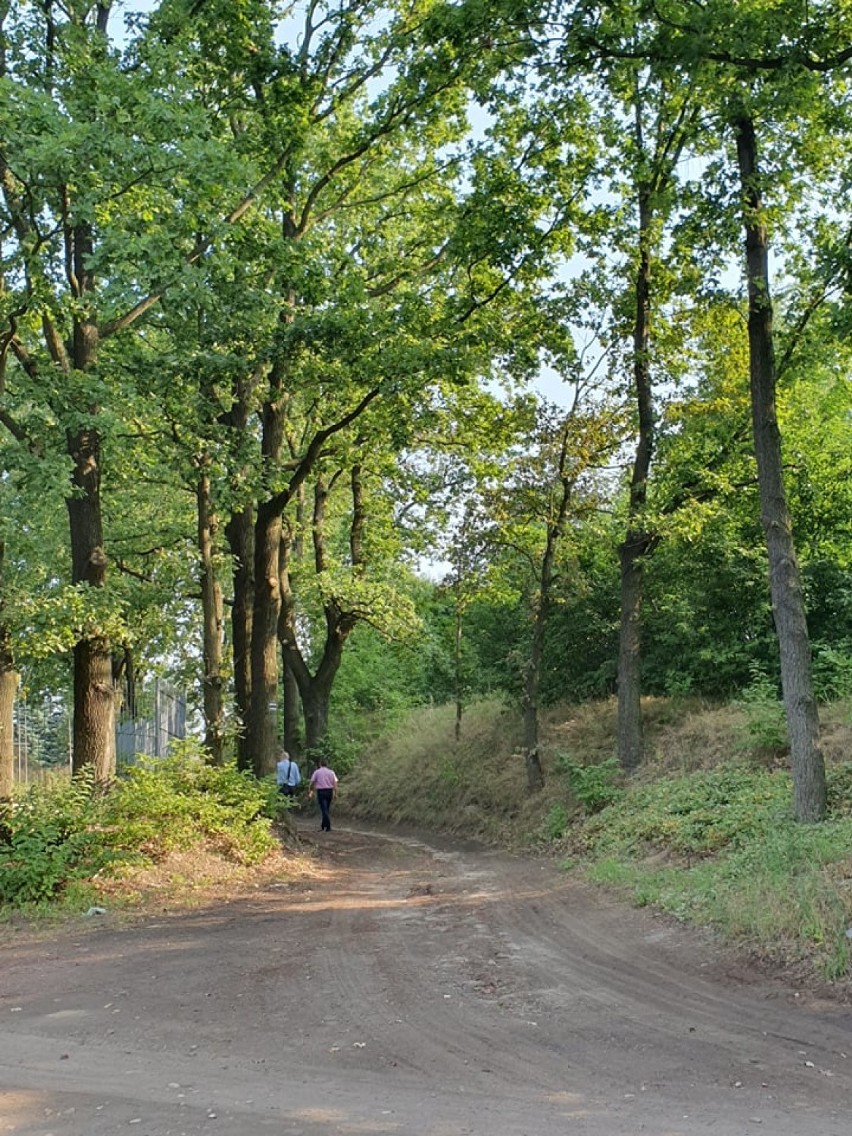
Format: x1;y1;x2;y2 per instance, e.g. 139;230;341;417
306;826;852;1129
2;822;852;1135
469;847;849;1082
296;837;553;1094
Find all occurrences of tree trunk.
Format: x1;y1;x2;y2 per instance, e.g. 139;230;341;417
617;186;654;773
617;536;648;771
278;501;304;758
280;607;350;756
246;503;282;778
242;322;292;778
277;523;302;757
71;634;115;782
220;365;255;771
295;616;350;754
454;599;463;743
282;655;302;757
301;675;335;754
65;222;116;781
734;114;826;823
226;507;254;771
197;471;225;764
279;619;342;758
0;543;18;800
0;661;17;802
522;423;577;793
123;645;137;721
279;522;351;756
0;618;18;801
66;420;115;780
522;634;545;792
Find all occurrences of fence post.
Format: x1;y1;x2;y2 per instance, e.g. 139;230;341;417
154;680;161;758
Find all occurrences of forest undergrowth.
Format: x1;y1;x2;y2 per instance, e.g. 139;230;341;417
0;751;312;927
3;694;852;989
343;694;852;989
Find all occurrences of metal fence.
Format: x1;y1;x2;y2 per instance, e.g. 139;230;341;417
11;697;72;783
12;679;186;784
116;679;187;765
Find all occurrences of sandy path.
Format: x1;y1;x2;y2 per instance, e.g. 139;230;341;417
1;823;851;1135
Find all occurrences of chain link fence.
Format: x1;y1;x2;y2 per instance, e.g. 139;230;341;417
12;680;186;785
116;679;187;766
11;697;72;784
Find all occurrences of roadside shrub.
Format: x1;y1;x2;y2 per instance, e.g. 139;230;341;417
0;771;113;905
104;755;278;865
557;754;623;814
0;755;280;910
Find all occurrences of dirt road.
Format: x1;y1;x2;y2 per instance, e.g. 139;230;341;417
2;823;851;1135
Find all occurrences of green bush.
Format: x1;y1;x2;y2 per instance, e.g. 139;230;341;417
104;754;278;865
0;771;113;906
557;754;623;814
812;644;852;702
0;755;280;910
735;670;788;757
580;763;792;858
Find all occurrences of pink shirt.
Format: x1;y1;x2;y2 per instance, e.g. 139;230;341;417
310;767;338;790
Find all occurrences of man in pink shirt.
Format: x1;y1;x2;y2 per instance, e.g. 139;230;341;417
308;758;339;832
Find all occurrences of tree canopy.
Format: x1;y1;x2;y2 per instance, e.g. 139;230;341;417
1;0;850;822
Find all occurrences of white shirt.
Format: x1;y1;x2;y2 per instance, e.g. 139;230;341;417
276;758;301;788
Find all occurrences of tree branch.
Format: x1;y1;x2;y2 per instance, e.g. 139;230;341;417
99;153;290;338
265;387;381;517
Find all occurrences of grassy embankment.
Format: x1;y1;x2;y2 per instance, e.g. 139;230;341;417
342;694;852;985
3;695;850;986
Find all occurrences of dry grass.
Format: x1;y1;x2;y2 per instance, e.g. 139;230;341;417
821;700;852;764
540;696;758;776
8;822;321;933
639;699;758;775
94;841;318;917
342;693;852;846
342;700;534;841
0;839;323;942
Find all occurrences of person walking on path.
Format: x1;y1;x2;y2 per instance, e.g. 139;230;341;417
308;758;338;831
276;750;301;799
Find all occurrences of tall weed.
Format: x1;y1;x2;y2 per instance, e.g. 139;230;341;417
556;754;623;814
0;756;279;910
734;670;787;759
0;771;112;905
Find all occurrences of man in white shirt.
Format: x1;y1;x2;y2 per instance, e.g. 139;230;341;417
276;750;301;798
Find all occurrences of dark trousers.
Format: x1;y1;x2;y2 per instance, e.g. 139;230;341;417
317;788;333;831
